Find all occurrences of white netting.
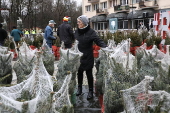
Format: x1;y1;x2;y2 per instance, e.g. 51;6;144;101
52;72;73;113
95;39;117;94
0;46;8;54
95;38;170;112
19;41;37;59
122;76;154;112
1;10;9;19
158;45;170;72
94;39;138;112
13;42;36;83
41;39;55;75
0;51;73;113
145;45;165;60
0;47;13;84
56;41;83;92
122;76;170;112
109;39;136;70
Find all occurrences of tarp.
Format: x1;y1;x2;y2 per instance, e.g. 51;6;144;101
127;9;157;19
90;15;106;22
106;12;128;21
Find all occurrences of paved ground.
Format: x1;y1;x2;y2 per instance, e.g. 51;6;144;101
74;85;101;113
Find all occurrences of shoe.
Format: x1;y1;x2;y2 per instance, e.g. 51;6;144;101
87;91;93;100
17;48;20;51
76;86;82;96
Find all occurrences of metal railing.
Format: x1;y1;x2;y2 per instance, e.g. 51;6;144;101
96;8;108;14
88;0;99;3
114;5;130;11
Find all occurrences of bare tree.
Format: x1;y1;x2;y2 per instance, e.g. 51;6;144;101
1;0;82;31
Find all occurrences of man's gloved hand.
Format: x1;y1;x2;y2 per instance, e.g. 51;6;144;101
101;47;109;51
101;47;114;52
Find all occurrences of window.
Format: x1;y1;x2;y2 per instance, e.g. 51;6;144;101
101;23;103;30
118;21;123;29
110;0;117;7
98;23;101;30
120;0;128;5
93;4;99;10
124;21;128;29
132;0;141;4
93;22;108;30
101;2;107;9
118;20;128;29
135;19;144;29
86;5;91;11
110;1;113;7
104;23;107;29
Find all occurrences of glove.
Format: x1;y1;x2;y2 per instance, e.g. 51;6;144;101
101;47;113;52
101;47;109;51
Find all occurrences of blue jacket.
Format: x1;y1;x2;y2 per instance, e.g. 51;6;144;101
11;29;23;41
44;25;56;45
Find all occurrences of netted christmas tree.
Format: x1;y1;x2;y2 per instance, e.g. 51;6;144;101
0;51;73;113
121;44;170;112
104;39;140;112
41;39;55;76
0;46;9;54
95;39;115;95
95;31;170;112
0;46;13;84
95;39;139;112
56;41;83;94
122;76;170;113
13;42;36;83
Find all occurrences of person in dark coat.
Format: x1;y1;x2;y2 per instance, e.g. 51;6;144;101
138;21;146;30
0;24;8;46
11;26;23;49
57;16;74;49
74;15;107;100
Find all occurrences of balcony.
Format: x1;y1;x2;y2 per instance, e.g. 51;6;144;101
139;1;145;7
88;0;99;3
114;5;130;13
139;0;159;9
96;9;108;15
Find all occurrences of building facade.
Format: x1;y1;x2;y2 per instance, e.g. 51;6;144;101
82;0;170;32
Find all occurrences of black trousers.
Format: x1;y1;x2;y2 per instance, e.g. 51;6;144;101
64;43;72;49
77;68;93;91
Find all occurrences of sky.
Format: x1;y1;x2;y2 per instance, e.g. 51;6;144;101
73;0;82;6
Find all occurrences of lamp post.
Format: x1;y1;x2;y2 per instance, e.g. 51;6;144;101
132;0;134;29
33;0;37;31
1;0;10;31
17;17;23;31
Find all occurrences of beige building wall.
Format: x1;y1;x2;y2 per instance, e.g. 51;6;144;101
83;0;96;18
83;0;112;18
83;0;170;17
157;0;170;10
82;0;170;31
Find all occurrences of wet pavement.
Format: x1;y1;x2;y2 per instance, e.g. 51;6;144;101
74;85;101;113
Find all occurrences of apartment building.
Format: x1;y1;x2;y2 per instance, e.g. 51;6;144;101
82;0;170;32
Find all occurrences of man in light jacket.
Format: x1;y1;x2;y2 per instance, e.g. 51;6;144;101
44;20;57;48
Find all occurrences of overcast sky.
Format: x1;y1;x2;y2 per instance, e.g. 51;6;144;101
73;0;82;6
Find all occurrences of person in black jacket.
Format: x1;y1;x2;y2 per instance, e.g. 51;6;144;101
57;16;74;49
74;15;107;100
0;24;8;46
